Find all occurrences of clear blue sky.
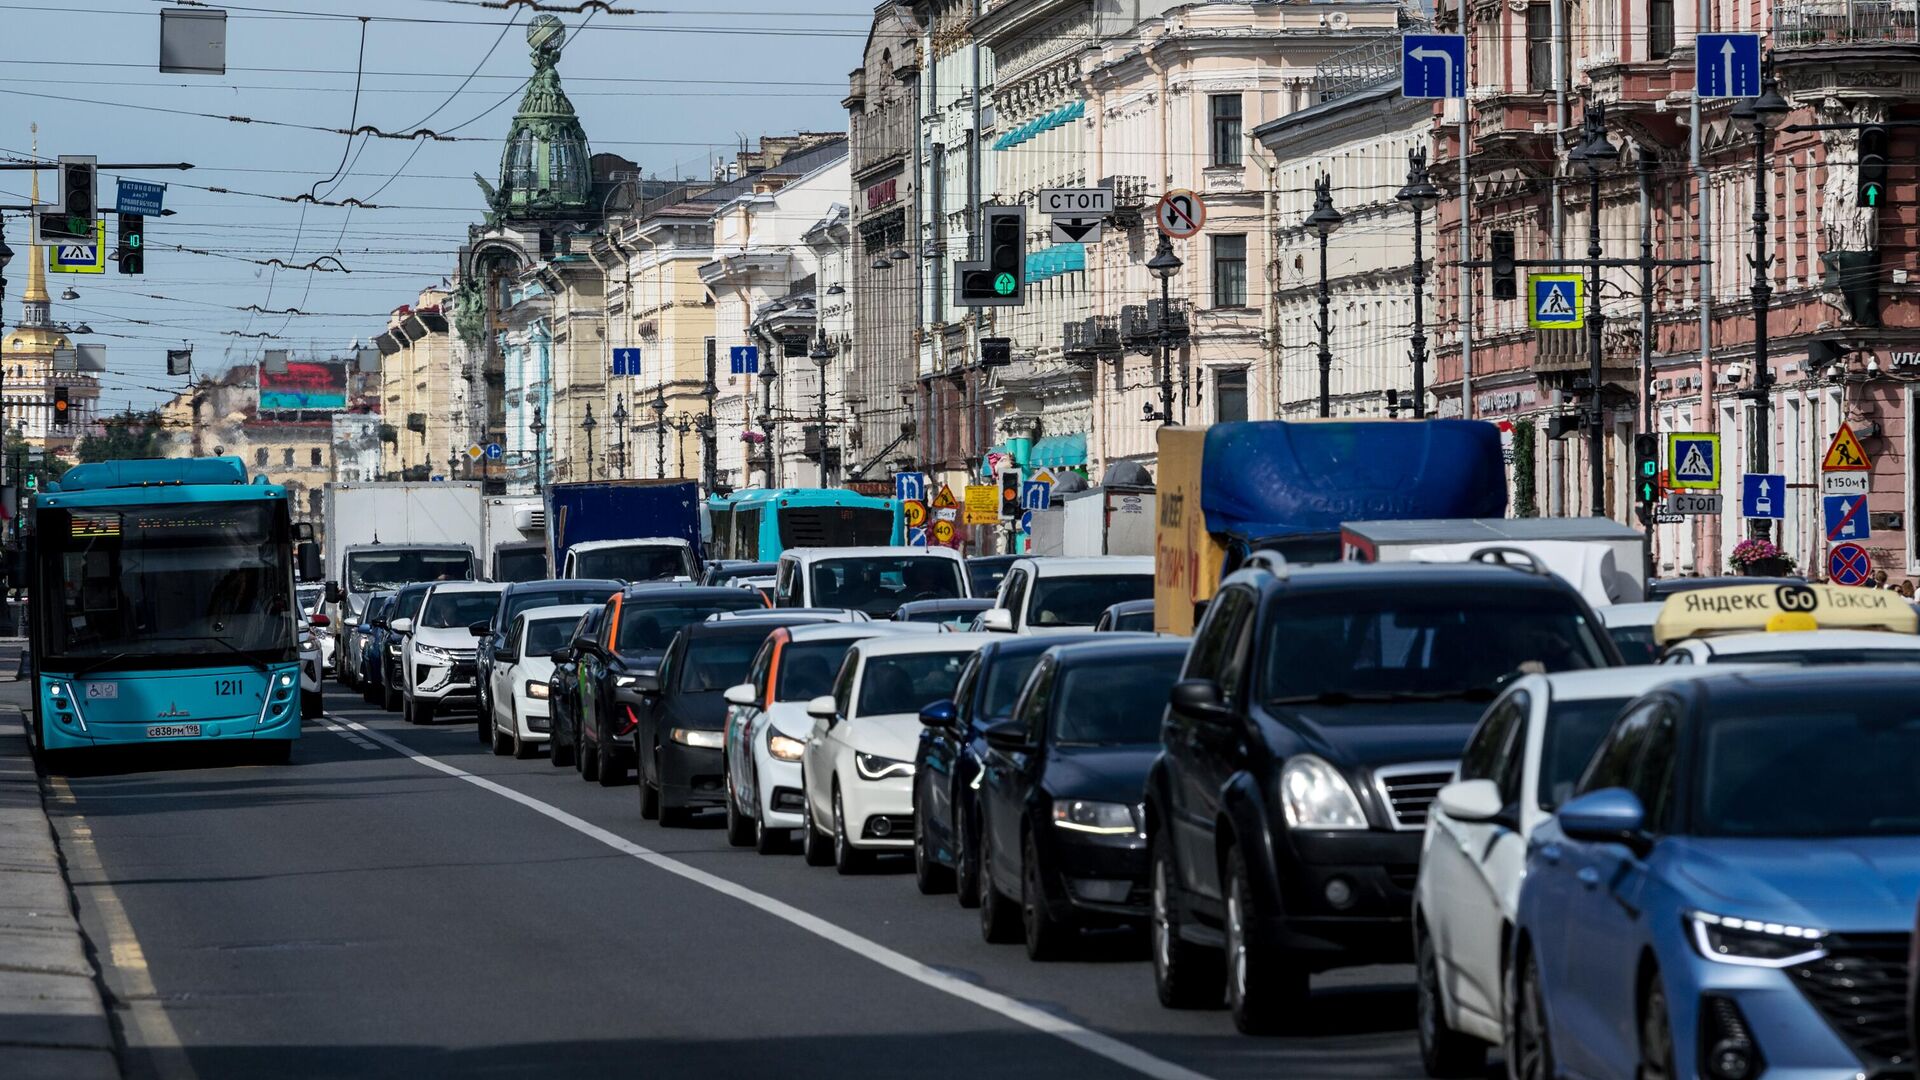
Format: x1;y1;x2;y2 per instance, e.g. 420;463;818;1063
0;0;872;413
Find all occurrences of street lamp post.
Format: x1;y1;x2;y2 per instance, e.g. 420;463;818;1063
671;413;692;478
651;392;668;478
1305;175;1344;419
759;357;780;488
611;395;628;478
700;345;719;493
1;225;12;493
1146;236;1182;425
1396;149;1442;419
529;406;546;495
1732;59;1791;540
810;328;832;487
581;402;598;482
1570;105;1619;518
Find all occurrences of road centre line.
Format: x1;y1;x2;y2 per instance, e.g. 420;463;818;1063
333;717;1217;1080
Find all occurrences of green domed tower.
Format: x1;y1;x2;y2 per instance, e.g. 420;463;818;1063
476;15;592;220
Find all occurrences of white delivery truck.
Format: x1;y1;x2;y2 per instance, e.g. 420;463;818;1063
483;495;547;582
321;482;485;634
1027;484;1156;558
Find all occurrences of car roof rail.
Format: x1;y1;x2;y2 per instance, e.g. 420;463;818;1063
1242;550;1290;578
1466;546;1550;576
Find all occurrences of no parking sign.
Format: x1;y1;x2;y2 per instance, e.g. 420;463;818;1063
1828;543;1872;587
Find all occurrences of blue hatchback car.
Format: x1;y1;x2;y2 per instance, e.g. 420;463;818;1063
1511;667;1920;1080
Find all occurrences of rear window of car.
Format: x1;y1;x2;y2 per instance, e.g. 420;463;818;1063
1053;652;1185;744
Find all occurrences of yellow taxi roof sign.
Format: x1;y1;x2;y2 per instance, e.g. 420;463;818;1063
1653;583;1919;645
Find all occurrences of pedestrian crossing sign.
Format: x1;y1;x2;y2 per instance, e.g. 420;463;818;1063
1528;273;1584;329
1666;432;1721;490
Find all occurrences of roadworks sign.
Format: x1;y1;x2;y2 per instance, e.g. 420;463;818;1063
1821;423;1870;471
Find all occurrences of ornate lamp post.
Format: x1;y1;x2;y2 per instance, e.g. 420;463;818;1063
581;402;598;482
758;355;780;487
809;329;833;487
528;406;546;494
1731;59;1791;539
1305;175;1344;418
651;392;668;478
1395;148;1442;419
1145;236;1182;425
1570;105;1619;518
670;413;693;477
610;395;628;478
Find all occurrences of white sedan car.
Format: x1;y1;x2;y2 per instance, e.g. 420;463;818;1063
723;623;907;854
800;633;996;874
1411;664;1758;1076
489;603;598;760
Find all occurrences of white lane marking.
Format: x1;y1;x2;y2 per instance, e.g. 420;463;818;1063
333;717;1216;1080
315;716;378;750
49;775;199;1080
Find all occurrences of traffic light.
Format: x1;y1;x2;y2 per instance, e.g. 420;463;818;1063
1491;230;1516;300
117;213;144;275
1634;433;1659;504
1858;125;1888;208
23;473;36;494
955;205;1027;308
57;155;96;238
980;336;1011;366
52;386;70;427
999;469;1022;520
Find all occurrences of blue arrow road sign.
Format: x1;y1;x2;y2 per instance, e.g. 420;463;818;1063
1021;480;1051;512
729;345;759;375
1402;34;1466;99
1019;510;1034;534
1823;493;1871;541
485;442;503;461
1696;33;1762;99
611;347;641;376
1741;473;1784;519
115;179;165;216
906;526;929;548
894;472;926;504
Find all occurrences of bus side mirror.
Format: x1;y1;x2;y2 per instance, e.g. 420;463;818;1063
297;542;323;583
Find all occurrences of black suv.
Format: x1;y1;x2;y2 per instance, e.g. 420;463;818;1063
1145;553;1618;1034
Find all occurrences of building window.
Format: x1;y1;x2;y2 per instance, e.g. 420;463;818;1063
1209;94;1243;167
1212;234;1247;308
1648;0;1674;58
1216;369;1248;424
309;490;322;516
310;448;323;467
1526;5;1553;92
255;448;268;467
282;448;294;467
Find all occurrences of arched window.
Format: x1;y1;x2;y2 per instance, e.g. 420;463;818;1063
505;131;537;190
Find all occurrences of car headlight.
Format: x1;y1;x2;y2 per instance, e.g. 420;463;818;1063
855;751;914;780
526;680;550;700
416;644;452;661
1051;799;1138;836
1279;755;1369;830
614;674;638;688
386;643;401;655
671;727;724;749
1687;911;1827;968
766;733;806;761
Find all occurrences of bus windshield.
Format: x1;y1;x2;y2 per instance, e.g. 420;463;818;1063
347;548;473;592
37;501;294;663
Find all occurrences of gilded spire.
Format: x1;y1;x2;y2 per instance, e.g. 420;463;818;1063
23;122;46;305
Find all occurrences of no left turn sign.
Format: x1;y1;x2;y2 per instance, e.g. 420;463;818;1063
1156;190;1206;238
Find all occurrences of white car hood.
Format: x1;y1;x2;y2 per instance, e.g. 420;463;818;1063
844;714;922;761
411;626;476;650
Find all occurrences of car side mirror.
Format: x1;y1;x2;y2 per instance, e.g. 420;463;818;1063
310;612;331;628
388;617;414;635
325;581;343;604
468;621;489;637
919;698;958;730
370;617;388;629
1168;679;1234;726
981;717;1031;751
981;608;1014;633
343;615;359;628
1558;788;1649;851
806;694;838;721
723;683;758;708
549;649;572;664
1436;779;1508;825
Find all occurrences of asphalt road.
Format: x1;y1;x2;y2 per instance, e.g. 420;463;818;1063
43;680;1478;1080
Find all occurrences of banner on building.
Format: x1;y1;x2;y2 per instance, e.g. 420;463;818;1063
260;360;348;413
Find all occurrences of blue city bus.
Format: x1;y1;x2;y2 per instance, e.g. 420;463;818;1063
704;488;901;562
26;458;312;763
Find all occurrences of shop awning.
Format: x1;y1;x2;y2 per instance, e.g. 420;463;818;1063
1029;433;1088;469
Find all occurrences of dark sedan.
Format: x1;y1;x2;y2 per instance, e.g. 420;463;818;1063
368;582;432;712
975;638;1189;959
473;578;622;744
546;607;604;769
575;586;770;786
348;591;395;691
912;633;1112;903
1094;599;1156;632
966;555;1021;600
634;618;822;825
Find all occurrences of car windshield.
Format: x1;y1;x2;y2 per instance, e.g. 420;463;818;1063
347;548;472;592
1262;589;1610;706
391;588;429;623
573;545;692;583
811;556;964;616
775;640;857;702
1024;574;1154;627
1110;609;1155;632
857;651;970;716
679;636;765;693
362;597;392;626
1053;653;1186;744
1694;706;1920;837
421;590;501;629
36;502;295;661
523;618;576;658
708;563;775;585
618;596;765;654
981;652;1045;721
1536;697;1631;810
494;547;548;583
968;559;1013;598
1607;625;1659;665
1707;648;1920;665
503;587;617;630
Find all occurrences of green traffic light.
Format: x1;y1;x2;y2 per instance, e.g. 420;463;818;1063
1866;183;1881;207
1639;481;1656;501
993;272;1017;296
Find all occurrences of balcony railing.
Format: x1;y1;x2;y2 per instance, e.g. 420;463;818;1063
1063;315;1122;358
1122;301;1191;345
1775;0;1919;46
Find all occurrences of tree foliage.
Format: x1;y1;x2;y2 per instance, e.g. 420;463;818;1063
76;410;166;464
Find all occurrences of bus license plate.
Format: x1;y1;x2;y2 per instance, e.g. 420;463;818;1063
146;724;201;739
